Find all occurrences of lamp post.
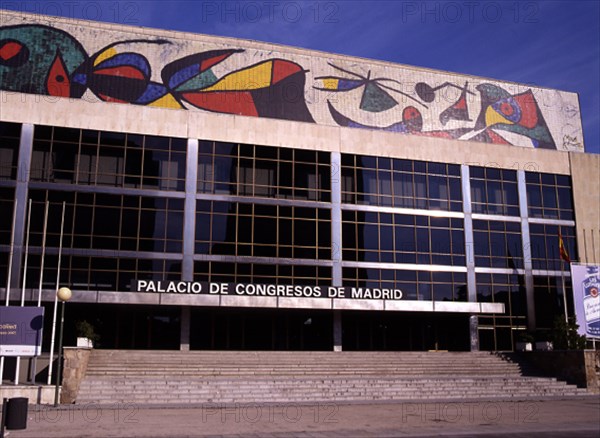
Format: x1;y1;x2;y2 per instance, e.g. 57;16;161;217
54;287;71;406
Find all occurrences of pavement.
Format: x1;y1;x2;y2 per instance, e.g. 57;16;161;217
1;397;599;437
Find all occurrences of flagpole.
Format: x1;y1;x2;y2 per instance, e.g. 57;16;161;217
14;199;32;385
37;201;49;307
47;201;66;386
558;232;570;326
560;258;568;325
30;201;49;383
0;200;18;384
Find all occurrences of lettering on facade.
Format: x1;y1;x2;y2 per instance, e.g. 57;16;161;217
134;281;403;301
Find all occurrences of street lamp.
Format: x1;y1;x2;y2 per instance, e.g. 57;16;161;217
54;287;71;406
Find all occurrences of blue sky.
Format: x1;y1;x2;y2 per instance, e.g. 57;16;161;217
2;0;598;153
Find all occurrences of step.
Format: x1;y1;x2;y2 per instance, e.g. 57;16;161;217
74;351;591;404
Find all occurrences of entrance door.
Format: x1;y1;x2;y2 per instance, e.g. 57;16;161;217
190;307;333;350
342;311;470;351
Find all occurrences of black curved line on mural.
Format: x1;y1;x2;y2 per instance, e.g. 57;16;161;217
415;81;476;104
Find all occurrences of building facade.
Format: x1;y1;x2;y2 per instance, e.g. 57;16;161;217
1;10;599;352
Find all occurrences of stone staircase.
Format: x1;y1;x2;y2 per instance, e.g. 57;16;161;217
75;350;589;404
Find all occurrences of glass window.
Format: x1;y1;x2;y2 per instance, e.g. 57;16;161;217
194;262;331;285
526;171;574;220
0;122;21;180
197;141;330;201
342;154;461;210
473;220;523;269
342;211;465;266
0;188;14;245
31;125;186;190
470;165;519;216
342;268;465;301
28;190;184;254
529;224;577;270
195;202;331;260
534;276;571;329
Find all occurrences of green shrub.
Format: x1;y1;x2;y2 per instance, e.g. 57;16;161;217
551;316;587;350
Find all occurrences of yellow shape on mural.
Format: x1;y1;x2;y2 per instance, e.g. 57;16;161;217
94;47;118;67
202;61;273;91
149;93;183;109
485;106;512;127
321;79;339;90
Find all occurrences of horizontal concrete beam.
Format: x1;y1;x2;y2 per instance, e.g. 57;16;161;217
1;288;504;314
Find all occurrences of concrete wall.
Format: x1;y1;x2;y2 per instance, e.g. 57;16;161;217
0;9;584;152
0;385;55;404
519;350;600;394
0;90;574;176
569;152;600;264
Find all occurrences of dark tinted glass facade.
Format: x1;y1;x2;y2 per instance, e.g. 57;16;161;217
0;122;20;181
0;121;583;352
31;126;187;190
342;212;465;266
473;220;523;269
526;171;574;220
195;201;331;259
470;167;519;216
341;155;462;211
198;141;331;201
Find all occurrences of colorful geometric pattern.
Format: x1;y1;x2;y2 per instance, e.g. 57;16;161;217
327;101;423;133
72;39;176;106
315;63;424;113
439;82;472;126
174;58;314;122
1;21;574;150
0;24;313;122
476;84;556;149
0;25;87;96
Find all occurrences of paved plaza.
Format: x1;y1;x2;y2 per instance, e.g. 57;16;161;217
2;397;598;437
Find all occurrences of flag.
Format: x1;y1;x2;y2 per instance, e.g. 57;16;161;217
559;233;571;263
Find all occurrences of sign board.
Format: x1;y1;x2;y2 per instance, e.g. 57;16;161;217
0;306;45;356
134;281;404;300
570;264;600;339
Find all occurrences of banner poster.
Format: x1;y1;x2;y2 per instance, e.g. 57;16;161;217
570;264;600;338
0;306;45;356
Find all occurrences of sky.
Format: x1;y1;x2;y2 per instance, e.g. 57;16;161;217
2;0;598;154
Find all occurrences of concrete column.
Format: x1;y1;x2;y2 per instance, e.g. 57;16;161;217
518;170;536;330
331;152;343;351
180;306;190;351
180;138;197;352
469;315;479;351
461;165;476;302
9;124;34;292
182;138;198;281
333;310;342;352
461;165;479;351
